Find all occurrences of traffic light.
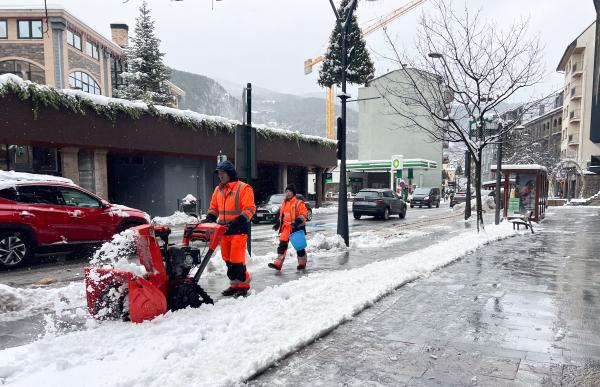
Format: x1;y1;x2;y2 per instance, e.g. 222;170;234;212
336;117;344;160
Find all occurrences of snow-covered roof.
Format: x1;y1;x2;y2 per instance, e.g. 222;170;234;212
491;164;547;172
0;170;74;190
0;74;336;148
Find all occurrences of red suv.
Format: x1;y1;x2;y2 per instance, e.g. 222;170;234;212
0;180;149;268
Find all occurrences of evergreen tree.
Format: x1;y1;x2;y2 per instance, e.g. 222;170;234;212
117;1;173;106
318;0;375;88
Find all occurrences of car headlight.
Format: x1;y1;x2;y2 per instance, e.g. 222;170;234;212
424;196;429;200
270;205;279;212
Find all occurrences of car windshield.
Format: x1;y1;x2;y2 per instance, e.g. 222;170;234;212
267;194;285;204
355;191;379;199
413;188;430;195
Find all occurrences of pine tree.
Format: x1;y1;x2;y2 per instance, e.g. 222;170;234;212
116;1;173;106
318;0;375;88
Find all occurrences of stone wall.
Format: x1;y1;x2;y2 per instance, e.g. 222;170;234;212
67;47;101;85
0;43;45;66
583;174;600;197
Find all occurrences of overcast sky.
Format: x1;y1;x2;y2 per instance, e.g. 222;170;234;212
4;0;596;100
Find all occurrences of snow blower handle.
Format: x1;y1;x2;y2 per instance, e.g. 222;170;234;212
188;223;228;283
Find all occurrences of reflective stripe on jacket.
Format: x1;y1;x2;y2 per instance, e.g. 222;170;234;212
279;196;308;227
207;181;256;225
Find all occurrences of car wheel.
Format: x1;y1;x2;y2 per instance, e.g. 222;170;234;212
428;202;432;208
419;205;422;208
410;204;414;208
251;218;260;225
306;209;313;221
399;206;406;219
0;231;32;268
353;213;361;220
436;201;440;208
383;207;390;220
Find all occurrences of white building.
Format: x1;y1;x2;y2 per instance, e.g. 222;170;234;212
356;69;443;189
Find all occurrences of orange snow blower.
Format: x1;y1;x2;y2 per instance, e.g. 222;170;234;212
84;223;227;323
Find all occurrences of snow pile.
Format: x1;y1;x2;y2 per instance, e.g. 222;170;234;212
152;211;198;226
89;230;147;277
0;284;24;313
181;194;197;205
0;282;85;323
0;222;519;386
306;233;348;252
311;206;339;215
453;196;496;213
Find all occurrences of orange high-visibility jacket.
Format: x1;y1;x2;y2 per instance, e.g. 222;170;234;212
207;181;256;224
279;196;308;227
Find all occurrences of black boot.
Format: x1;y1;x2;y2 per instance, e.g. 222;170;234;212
221;287;238;297
297;264;306;270
234;288;249;298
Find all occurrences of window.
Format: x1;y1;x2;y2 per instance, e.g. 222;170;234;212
68;71;100;95
0;20;7;39
66;29;82;50
56;187;101;208
18;20;43;39
0;60;45;84
85;41;99;60
0;187;18;201
111;57;125;93
383;191;394;198
15;186;61;205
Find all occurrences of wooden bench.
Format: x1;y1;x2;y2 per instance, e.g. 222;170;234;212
508;211;534;234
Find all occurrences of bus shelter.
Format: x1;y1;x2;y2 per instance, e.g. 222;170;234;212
491;164;548;222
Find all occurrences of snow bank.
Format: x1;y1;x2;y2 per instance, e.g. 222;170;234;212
311;206;339;215
181;194;197;205
0;222;519;386
453;196;496;213
307;233;347;252
152;211;198;226
0;282;85;323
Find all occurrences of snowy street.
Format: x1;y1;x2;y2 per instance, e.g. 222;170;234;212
0;205;458;351
0;204;518;386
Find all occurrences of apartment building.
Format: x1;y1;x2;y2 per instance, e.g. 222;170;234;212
557;22;600;170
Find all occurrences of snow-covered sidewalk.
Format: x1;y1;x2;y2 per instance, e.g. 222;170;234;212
0;222;520;386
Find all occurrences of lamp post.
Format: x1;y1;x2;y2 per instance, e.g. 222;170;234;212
327;0;374;247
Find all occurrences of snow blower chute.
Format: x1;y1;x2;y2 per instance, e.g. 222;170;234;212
84;223;227;323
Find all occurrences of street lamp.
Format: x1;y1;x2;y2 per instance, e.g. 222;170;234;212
327;0;377;247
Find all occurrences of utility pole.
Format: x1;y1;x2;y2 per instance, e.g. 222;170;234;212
245;83;253;255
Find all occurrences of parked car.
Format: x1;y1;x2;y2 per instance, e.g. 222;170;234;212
410;187;441;208
450;189;495;207
0;178;149;268
252;193;313;224
352;188;407;220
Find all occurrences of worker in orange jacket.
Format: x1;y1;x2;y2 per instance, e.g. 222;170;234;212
203;160;256;297
268;184;309;271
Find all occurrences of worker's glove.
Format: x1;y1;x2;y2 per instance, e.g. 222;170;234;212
201;213;217;223
292;217;303;232
226;215;246;230
272;219;281;231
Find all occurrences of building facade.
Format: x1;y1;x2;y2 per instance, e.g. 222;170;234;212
557;22;600;170
357;69;443;189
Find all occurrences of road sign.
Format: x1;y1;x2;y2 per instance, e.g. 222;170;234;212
324;172;333;183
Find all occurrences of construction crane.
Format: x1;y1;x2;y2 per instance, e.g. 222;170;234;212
304;0;428;139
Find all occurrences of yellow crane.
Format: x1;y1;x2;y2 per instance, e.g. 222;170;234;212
304;0;428;139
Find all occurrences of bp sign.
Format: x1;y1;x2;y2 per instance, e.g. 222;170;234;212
391;155;403;170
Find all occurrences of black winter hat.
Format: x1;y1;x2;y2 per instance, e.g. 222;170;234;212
215;160;239;181
285;183;297;195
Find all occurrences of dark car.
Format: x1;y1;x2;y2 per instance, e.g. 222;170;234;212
0;179;149;268
352;189;407;220
252;193;313;224
410;187;441;208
